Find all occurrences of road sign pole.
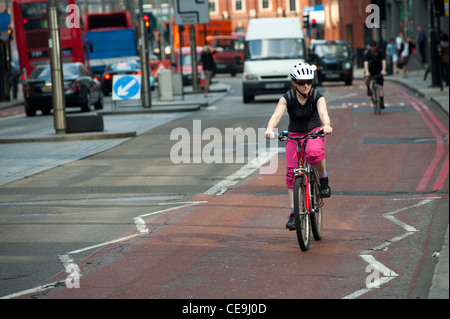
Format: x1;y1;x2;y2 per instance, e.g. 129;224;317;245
190;25;199;92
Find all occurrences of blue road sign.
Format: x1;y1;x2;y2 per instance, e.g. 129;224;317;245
112;75;141;101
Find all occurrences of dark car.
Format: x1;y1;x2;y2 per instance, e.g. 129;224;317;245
101;60;155;96
23;62;103;117
308;40;354;86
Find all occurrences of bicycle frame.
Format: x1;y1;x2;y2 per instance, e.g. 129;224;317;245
281;129;323;211
293;140;311;212
279;129;324;250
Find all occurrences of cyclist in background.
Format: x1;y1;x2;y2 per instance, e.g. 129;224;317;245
265;62;333;230
364;40;387;109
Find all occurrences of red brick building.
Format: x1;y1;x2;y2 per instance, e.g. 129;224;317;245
208;0;372;52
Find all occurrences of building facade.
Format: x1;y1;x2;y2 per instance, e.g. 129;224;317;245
208;0;448;68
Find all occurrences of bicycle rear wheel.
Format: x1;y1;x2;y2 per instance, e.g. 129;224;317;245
309;169;323;241
293;176;310;251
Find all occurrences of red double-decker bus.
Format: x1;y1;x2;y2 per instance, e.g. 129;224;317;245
12;0;84;79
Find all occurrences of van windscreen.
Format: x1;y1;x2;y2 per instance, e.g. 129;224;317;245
245;38;305;60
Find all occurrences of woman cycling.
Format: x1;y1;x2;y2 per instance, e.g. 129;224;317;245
265;62;333;230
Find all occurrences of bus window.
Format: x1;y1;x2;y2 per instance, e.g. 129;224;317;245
12;0;84;78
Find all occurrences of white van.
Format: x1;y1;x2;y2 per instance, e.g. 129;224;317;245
242;17;306;103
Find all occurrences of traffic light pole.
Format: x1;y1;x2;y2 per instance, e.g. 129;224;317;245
138;0;152;108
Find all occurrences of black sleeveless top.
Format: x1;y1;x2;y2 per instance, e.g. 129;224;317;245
283;88;323;133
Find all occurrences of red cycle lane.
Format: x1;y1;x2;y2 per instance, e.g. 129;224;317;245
33;160;371;299
23;81;448;300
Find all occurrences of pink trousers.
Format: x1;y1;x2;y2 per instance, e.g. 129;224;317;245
285;127;326;188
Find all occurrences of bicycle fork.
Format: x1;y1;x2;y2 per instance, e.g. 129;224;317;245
294;167;324;214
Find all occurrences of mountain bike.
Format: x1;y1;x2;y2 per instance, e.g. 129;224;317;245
279;130;324;251
370;74;383;114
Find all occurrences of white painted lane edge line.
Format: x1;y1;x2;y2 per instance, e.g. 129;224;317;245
204;148;284;196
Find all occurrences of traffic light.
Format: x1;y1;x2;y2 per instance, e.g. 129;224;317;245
311;19;317;28
8;23;13;40
143;14;150;28
302;15;309;28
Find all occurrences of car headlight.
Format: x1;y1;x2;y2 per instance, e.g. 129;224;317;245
244;73;258;81
342;62;352;70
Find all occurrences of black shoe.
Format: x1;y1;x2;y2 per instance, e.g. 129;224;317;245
320;177;331;198
286;214;295;231
367;88;372;96
380;99;385;109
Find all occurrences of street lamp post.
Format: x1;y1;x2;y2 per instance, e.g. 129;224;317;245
48;0;66;133
429;0;443;88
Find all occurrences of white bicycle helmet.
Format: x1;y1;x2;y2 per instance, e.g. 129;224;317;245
290;62;314;80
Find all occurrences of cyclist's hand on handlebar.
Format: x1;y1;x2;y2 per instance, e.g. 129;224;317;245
321;124;333;135
265;129;276;139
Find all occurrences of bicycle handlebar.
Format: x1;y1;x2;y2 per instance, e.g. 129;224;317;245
370;74;383;79
278;129;324;142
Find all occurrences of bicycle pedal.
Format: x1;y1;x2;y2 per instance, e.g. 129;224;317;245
286;222;296;231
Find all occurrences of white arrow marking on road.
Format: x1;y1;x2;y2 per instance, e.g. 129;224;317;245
117;78;137;96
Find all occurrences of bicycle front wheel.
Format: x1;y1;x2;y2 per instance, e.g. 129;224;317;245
310;169;323;241
373;84;381;114
293;176;310;251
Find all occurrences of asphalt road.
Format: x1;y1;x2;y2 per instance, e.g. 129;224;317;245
0;75;448;301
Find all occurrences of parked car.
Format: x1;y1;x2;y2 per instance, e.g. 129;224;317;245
101;59;155;96
308;40;354;86
22;62;103;117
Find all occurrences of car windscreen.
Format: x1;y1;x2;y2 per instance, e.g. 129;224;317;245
314;44;349;59
245;38;305;60
28;64;79;79
107;62;139;72
212;38;244;51
181;53;201;66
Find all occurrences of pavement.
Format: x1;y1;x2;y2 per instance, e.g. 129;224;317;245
0;69;448;299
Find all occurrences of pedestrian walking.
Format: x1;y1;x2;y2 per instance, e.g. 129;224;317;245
8;62;19;100
416;26;427;66
386;38;398;74
397;33;410;78
199;45;216;97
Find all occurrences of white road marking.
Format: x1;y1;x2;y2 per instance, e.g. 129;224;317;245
204;147;284;195
1;200;206;299
342;197;440;299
